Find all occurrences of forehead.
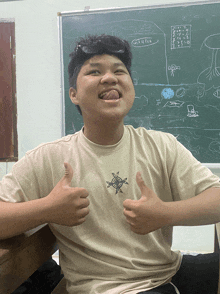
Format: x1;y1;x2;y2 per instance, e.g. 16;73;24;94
82;54;126;68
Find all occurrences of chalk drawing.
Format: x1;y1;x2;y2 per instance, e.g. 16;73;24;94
161;88;175;99
176;87;186;98
213;88;220;98
209;140;220;154
168;64;181;76
163;100;184;108
187;105;199;117
198;33;220;93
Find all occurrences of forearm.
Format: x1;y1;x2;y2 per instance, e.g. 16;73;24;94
0;198;49;239
167;187;220;227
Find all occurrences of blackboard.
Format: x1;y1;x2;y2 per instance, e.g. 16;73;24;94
59;1;220;164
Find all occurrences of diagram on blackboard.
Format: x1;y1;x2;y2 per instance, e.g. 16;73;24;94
198;33;220;94
61;2;220;163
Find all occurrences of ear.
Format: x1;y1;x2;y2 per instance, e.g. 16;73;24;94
69;87;79;105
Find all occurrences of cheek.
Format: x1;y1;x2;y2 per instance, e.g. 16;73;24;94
76;80;97;100
126;82;135;101
128;89;135;108
80;79;99;95
124;77;135;91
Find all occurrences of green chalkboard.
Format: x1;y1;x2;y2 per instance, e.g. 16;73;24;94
59;1;220;164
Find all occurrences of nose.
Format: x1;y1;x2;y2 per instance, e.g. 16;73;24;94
100;72;118;84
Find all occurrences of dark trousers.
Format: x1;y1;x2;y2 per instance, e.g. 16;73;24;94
12;258;63;294
138;253;219;294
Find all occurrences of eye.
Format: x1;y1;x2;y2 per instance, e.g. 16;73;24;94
115;68;127;74
87;70;100;75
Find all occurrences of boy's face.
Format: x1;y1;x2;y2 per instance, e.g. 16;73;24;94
69;54;135;123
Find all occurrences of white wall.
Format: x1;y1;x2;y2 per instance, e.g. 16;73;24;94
0;0;219;252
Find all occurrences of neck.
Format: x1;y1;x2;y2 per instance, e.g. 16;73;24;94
83;120;124;145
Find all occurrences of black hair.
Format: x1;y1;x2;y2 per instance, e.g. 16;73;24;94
68;34;133;115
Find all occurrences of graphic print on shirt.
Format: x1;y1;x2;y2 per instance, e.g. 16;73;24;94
106;172;128;194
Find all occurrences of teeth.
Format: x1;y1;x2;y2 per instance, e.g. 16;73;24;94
99;92;107;99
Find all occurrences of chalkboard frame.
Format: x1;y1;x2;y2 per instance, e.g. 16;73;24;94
58;0;220;168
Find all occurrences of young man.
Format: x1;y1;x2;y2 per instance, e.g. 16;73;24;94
0;34;220;294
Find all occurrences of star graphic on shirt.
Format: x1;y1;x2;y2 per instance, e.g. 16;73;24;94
106;172;128;194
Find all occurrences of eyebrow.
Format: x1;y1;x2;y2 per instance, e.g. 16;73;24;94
89;62;125;67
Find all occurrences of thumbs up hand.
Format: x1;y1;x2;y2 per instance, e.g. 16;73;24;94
44;163;89;227
123;172;170;235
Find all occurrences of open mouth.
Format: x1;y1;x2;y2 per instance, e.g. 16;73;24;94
99;89;122;100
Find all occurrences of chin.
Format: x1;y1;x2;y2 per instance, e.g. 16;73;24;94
94;110;125;123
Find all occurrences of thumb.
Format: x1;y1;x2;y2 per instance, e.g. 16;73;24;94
136;172;148;197
61;162;74;186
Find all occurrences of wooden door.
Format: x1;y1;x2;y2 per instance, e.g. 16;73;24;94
0;22;17;161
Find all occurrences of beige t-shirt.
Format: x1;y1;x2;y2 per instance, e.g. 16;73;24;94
1;125;220;294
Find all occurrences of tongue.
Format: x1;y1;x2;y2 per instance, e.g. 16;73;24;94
102;90;120;100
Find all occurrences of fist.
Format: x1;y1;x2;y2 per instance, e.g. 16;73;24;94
123;172;169;234
45;162;90;227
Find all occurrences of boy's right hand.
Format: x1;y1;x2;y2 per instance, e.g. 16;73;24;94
45;162;89;226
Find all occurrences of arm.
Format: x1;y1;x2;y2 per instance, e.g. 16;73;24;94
0;198;52;239
0;163;89;239
167;186;220;226
123;172;220;235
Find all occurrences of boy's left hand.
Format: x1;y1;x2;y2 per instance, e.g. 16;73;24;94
123;172;170;235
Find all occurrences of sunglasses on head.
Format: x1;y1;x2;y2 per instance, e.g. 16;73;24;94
76;38;126;54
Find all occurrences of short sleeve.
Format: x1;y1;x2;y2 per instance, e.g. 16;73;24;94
0;148;55;203
0;155;41;202
169;136;220;201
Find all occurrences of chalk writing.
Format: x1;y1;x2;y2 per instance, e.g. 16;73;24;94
171;25;191;49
